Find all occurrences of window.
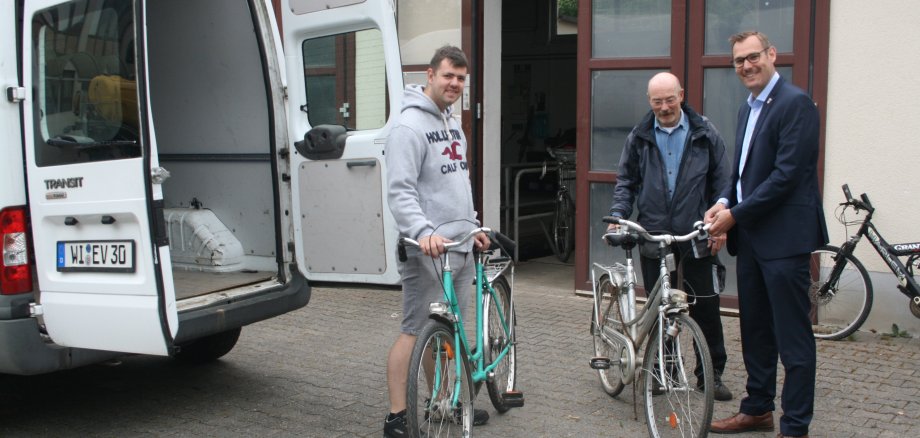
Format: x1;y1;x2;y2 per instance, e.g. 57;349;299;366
590;69;664;172
33;0;140;167
302;29;387;130
592;0;671;58
396;0;462;65
579;0;822;298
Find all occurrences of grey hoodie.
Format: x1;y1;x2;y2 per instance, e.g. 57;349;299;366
386;84;478;251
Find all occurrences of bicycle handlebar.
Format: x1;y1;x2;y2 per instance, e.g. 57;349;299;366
601;216;710;245
397;227;517;262
840;183;874;213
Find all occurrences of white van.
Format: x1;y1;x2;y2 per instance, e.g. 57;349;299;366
1;0;403;374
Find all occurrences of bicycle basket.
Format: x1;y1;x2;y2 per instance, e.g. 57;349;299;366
551;147;576;164
484;258;511;283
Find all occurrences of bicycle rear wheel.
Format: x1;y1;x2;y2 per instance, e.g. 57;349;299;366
809;245;873;340
592;275;627;397
552;191;574;262
643;313;713;438
407;320;473;437
483;274;517;413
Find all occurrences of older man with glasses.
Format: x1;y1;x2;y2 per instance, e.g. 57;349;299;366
607;71;733;402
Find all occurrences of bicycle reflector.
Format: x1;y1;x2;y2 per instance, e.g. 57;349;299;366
1;206;33;294
669;412;679;428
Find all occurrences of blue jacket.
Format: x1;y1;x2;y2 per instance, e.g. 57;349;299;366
721;77;829;259
610;104;730;234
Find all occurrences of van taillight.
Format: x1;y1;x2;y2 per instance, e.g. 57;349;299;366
1;206;33;294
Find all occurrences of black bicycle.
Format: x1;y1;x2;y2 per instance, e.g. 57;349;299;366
541;147;575;262
809;184;920;340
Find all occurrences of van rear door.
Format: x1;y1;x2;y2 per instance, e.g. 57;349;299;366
282;0;403;285
21;0;176;355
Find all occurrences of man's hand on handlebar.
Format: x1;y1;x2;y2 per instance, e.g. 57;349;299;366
708;234;727;255
705;202;735;237
419;234;452;258
474;231;491;252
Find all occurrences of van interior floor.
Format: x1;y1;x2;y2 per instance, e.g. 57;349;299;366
171;270;275;300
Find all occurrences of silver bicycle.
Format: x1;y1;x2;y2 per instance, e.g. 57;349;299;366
590;217;714;438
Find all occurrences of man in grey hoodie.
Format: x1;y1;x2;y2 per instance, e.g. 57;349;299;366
383;45;490;437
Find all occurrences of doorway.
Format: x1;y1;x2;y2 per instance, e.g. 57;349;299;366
499;0;577;262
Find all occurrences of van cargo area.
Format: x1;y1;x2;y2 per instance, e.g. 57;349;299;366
146;0;282;303
3;0;312;375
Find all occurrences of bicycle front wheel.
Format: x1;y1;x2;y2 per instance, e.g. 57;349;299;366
810;245;873;340
407;320;473;437
643;313;714;438
552;192;574;262
592;275;627;397
483;274;517;413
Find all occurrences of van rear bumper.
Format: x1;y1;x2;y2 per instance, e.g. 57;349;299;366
173;268;311;345
0;269;309;375
0;318;120;375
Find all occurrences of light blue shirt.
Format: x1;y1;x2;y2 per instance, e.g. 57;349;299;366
734;71;781;204
653;110;689;200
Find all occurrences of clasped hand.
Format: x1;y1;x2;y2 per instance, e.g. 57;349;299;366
418;232;490;258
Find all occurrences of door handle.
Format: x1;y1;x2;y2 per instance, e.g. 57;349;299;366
346;160;377;169
101;215;116;224
64;217;79;226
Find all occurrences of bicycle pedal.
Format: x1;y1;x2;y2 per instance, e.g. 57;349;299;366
589;356;611;370
502;390;525;408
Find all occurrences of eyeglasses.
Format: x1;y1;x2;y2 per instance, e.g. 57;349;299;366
732;48;769;68
650;96;679;107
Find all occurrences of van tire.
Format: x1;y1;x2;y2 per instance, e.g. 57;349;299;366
173;327;242;364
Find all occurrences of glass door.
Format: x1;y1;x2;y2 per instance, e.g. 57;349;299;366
576;0;829;304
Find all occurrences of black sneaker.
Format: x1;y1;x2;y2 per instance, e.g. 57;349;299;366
384;411;408;438
472;408;490;426
712;380;733;401
697;377;734;402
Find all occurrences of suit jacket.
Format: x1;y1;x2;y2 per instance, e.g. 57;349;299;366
721;76;828;259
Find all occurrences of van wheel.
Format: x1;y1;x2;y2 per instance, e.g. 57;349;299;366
174;327;242;364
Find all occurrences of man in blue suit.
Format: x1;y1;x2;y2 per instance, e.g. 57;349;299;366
705;31;828;438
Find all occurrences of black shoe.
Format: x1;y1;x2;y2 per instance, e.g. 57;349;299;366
473;408;490;426
697;377;734;401
384;411;408;438
712;380;733;401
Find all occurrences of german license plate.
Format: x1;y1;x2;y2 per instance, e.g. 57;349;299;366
56;240;136;272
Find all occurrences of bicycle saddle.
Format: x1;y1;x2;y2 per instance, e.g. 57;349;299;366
605;232;639;249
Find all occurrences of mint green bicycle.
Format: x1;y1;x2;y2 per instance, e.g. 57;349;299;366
398;228;524;437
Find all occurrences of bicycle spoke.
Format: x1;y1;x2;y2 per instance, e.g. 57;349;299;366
593;275;627;397
485;275;518;412
644;314;713;438
407;321;472;437
809;246;873;340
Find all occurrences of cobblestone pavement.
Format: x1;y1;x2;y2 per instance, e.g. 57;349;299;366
0;258;917;437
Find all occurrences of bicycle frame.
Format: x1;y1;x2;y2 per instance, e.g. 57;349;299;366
427;240;515;404
591;228;690;384
831;188;920;301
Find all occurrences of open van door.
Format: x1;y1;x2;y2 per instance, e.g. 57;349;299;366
282;0;403;285
21;0;177;355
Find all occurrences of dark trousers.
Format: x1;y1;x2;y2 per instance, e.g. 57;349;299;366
735;227;815;437
640;243;728;378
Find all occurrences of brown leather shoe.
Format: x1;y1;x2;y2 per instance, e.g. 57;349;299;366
777;434;809;438
710;411;774;434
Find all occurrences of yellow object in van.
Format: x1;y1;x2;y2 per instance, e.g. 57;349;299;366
87;74;138;127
